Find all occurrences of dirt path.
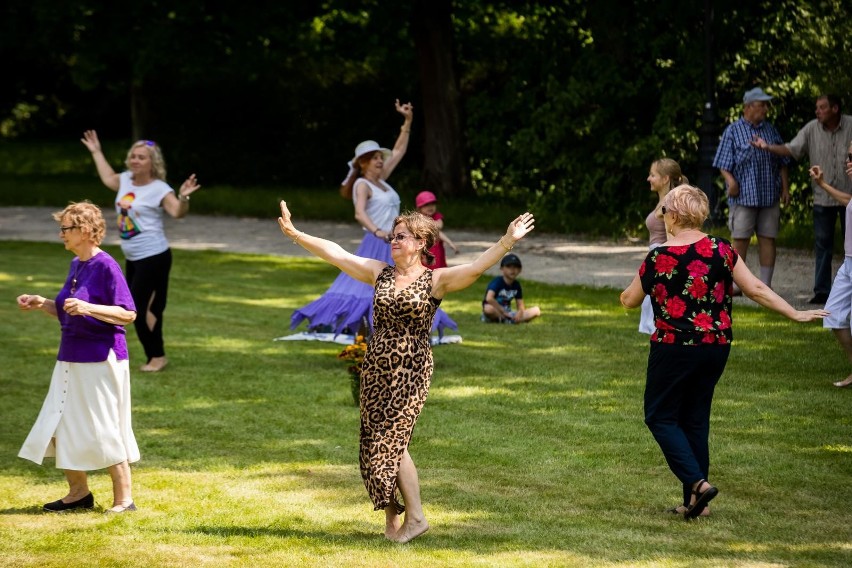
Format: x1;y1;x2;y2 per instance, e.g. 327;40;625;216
0;206;824;308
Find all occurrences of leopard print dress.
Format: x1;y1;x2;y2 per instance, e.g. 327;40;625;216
359;265;440;512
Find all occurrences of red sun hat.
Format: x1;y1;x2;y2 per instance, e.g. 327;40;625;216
415;191;438;208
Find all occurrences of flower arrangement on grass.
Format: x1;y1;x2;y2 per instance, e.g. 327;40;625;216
338;335;368;405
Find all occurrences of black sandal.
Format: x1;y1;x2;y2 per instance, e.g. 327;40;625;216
684;479;717;520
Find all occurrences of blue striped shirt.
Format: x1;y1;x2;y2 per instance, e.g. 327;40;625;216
713;117;790;207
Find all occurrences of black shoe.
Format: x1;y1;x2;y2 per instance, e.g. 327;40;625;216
43;492;94;512
809;293;829;305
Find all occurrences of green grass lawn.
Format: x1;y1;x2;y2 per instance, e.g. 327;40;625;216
1;241;850;567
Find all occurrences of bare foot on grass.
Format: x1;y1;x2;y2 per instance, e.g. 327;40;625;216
140;356;168;372
384;513;402;540
833;374;852;388
393;518;429;543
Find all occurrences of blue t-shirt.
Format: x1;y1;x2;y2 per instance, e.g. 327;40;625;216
482;276;523;310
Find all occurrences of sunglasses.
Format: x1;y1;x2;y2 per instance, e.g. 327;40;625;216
59;225;78;234
387;233;417;243
138;140;156;147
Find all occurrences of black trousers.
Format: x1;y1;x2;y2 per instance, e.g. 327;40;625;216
126;249;172;362
644;342;730;506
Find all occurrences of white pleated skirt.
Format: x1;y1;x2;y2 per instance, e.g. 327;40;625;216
18;349;140;471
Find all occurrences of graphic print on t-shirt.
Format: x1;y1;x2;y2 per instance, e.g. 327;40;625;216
116;193;141;239
496;288;517;309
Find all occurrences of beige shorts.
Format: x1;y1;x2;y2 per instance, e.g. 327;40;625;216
727;202;780;239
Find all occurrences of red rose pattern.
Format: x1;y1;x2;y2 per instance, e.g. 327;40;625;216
639;236;735;346
654;253;679;276
687;277;708;299
687;260;709;278
695;238;714;257
665;295;686;318
691;312;715;331
713;281;725;303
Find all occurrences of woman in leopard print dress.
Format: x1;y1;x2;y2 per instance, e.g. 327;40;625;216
278;201;535;543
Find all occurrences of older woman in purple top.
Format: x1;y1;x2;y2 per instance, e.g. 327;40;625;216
17;202;140;514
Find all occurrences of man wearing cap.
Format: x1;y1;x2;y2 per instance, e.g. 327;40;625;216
713;87;790;290
481;254;541;323
750;94;852;304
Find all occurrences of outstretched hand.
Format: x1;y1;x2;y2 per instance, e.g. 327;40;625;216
794;308;830;323
505;212;535;242
277;200;298;239
81;130;102;154
179;174;201;198
395;99;414;120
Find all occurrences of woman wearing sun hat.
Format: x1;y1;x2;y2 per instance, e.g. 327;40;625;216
291;100;457;336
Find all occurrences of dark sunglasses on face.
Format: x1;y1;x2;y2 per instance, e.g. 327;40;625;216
59;225;78;234
387;233;416;243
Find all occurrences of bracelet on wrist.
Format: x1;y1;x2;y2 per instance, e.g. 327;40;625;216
179;194;190;202
292;232;303;245
499;237;513;252
373;228;381;236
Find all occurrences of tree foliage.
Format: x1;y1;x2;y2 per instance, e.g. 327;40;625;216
1;0;849;234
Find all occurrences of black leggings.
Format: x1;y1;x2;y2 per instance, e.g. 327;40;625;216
126;249;172;362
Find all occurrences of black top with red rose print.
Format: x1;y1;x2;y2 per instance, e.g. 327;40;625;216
639;235;739;346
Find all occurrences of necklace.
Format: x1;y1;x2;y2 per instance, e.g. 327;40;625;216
71;259;87;295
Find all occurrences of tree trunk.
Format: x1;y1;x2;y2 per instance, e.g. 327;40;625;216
129;82;148;142
412;0;471;198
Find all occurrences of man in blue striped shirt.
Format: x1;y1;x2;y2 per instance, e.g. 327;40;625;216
750;94;852;305
713;87;790;289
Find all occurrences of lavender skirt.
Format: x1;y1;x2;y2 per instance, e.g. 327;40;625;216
290;232;458;336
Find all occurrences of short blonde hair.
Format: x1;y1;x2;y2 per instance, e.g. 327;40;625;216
393;211;440;265
663;185;709;230
125;140;167;180
52;201;106;245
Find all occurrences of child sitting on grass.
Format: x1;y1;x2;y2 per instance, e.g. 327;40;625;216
481;253;541;323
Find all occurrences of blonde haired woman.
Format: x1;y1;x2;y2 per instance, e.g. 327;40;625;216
639;158;687;334
621;185;826;519
81;130;200;372
17;202;140;513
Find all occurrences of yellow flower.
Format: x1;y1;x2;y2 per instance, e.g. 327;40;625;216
338;336;369;374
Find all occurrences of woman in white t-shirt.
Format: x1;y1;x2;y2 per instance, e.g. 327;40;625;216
81;131;200;372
